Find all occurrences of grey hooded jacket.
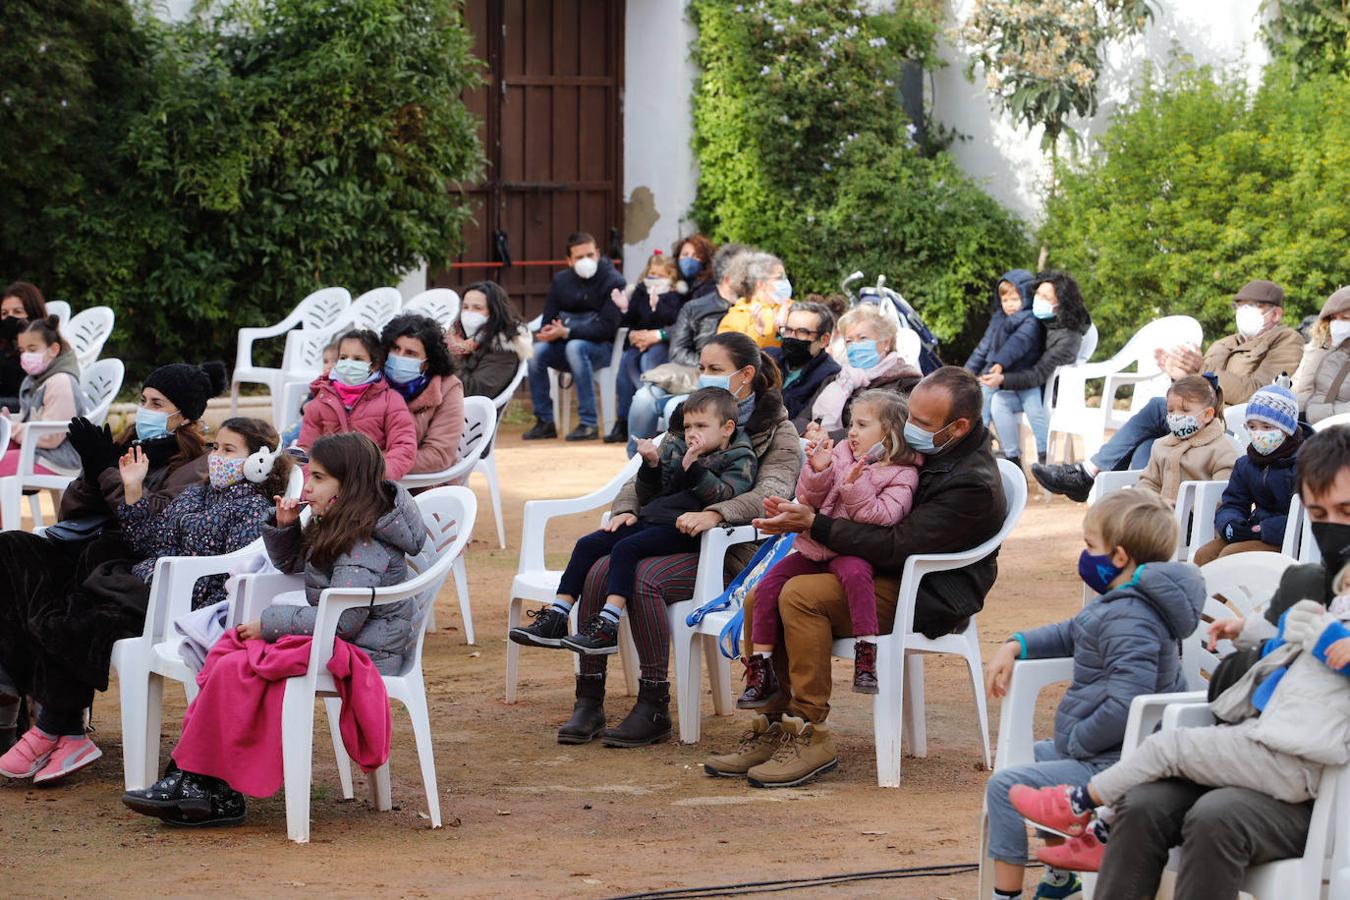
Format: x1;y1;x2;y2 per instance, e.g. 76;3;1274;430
260;483;426;674
1017;561;1205;762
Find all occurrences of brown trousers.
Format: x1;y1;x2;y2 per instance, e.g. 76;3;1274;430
1191;538;1278;566
744;572;901;724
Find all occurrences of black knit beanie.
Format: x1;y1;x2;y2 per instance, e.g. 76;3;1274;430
142;361;228;422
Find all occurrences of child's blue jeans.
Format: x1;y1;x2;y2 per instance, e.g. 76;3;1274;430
984;739;1112;865
557;521;699;603
989;386;1050;457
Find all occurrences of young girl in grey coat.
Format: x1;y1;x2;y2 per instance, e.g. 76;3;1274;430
238;431;426;675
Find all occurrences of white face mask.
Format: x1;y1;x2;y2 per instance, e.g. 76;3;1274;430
1235;304;1267;338
573;257;598;280
644;277;671;297
459;310;488;338
1330;320;1350;347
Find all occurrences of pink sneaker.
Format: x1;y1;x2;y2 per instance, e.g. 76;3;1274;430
1038;829;1107;872
32;734;102;784
0;727;58;779
1008;784;1093;837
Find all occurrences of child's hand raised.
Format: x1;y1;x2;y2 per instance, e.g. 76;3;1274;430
682;431;706;470
802;419;827;445
635;438;660;467
274;495;304;528
610;287;629;313
806;438;834;472
845;459;867;484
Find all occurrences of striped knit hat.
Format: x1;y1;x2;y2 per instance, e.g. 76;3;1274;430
1246;384;1299;436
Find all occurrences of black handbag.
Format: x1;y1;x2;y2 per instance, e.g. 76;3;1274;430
1206;646;1265;703
42;513;113;543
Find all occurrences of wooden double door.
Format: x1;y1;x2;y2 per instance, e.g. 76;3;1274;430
436;0;626;321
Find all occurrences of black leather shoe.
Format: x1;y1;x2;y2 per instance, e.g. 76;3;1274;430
161;776;246;827
1030;462;1094;503
522;420;557;440
603;421;628;444
508;606;570;648
565;424;599;442
122;764;212;820
601;680;672;748
558;675;607;745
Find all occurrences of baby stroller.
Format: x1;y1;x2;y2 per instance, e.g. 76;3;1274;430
840;271;943;374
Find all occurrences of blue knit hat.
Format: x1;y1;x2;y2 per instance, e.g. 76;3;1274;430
1246;384;1298;435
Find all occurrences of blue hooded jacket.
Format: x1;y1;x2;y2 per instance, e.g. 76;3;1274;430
965;269;1044;376
1214;423;1308;548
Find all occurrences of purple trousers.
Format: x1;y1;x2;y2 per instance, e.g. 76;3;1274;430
750;553;878;647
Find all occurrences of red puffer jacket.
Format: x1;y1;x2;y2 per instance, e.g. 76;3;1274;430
298;376;418;480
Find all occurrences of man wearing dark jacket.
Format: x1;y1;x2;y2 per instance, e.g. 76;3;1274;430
1094;425;1350;900
764;301;841;433
705;367;1006;787
524;231;627;441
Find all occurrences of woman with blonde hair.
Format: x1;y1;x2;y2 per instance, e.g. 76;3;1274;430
810;303;921;437
1292;285;1350;425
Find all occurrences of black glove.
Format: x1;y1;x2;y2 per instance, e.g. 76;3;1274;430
1223;521;1256;543
66;417;118;483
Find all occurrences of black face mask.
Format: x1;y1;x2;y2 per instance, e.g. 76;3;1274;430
1312;521;1350;575
779;336;815;368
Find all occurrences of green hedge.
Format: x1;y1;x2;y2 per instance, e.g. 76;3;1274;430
1041;64;1350;353
689;0;1032;360
1;0;483;380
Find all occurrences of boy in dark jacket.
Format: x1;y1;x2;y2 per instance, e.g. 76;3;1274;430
982;490;1205;900
966;269;1043;389
517;388;757;656
524;231;627;442
1194;384;1305;564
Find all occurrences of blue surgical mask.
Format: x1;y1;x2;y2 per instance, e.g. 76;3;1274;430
135;407;173;442
1032;297;1055;320
772;278;793;302
384;354;424;385
903;419;951;456
846;339;881;370
678;257;702;279
698;374;731;392
1078;549;1124;595
332;358;373;386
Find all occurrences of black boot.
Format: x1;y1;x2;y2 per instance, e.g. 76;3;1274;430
603;420;628;444
600;679;672;748
557;674;607;745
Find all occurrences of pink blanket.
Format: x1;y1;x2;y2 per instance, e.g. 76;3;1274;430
172;631;392;797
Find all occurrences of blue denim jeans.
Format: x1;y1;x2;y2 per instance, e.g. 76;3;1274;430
615;343;670;420
984;740;1111;865
990;386;1049;456
1091;395;1168;472
527;338;612;427
625;383;671;456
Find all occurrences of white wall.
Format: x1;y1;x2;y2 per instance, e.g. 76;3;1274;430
620;0;701;281
935;0;1270;223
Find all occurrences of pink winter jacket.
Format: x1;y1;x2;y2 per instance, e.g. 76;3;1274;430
406;373;465;475
793;440;921;561
298;376;419;480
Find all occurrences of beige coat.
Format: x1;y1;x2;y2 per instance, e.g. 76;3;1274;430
1137;416;1239;504
1204;325;1306;405
1294;341;1350;424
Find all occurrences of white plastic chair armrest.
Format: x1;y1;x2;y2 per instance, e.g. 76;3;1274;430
14;420;75;477
1121;690;1210;757
994;657;1075;770
1160;700;1216;731
517;455;644;572
305;585;428;675
144;543;265;640
234;315;306;371
1071;357;1133;380
232;572;307;626
692;525;760;606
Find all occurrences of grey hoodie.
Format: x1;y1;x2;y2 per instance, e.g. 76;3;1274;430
1017;561;1205;762
260;483;426;674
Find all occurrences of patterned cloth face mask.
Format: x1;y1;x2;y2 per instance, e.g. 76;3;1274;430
208;454;246;489
1165;412;1202;439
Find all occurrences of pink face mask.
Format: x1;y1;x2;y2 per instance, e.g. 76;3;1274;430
20;351;50;376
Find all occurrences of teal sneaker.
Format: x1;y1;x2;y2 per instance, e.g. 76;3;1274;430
1033;870;1083;900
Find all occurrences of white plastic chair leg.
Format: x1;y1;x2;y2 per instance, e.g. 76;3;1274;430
873;638;905;788
453;555;473;645
324;697;354;800
117;654;161;791
505;598;523;703
26;493;43;527
0;476;21;530
674;625;704;744
400;676;442;827
618;617;640;696
229;380;242;415
963;626;992;769
705;637;733;717
599;375;616;435
368;762;392;811
281;679;317;844
903;654;927;759
480;453;506;549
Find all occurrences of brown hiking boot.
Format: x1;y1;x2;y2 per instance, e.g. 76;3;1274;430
702;714;782;777
736;655;781;709
852;640;879;695
746;715;837;788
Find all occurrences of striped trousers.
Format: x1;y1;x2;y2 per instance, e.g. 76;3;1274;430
577;553;700;682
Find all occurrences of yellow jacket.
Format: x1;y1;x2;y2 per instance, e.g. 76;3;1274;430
717;297;782;348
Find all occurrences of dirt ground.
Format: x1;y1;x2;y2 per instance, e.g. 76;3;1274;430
0;419;1086;899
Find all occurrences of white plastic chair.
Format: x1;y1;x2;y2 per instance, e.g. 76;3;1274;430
347;287;405;333
472;359;528;549
1224;403;1250;451
402;289;460;331
229;287;351;415
274;486;475;843
0;358;125;529
1180;479;1235;563
397;396;498;644
1315;411;1350;431
549;327;628;436
111;465;305;790
1085;467;1143;504
894;329;922;369
1046;318;1202;462
505;452;647;703
1036;324;1098;462
1281;493;1320;564
976;551;1295;896
65;306;115;369
46;301;71;328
